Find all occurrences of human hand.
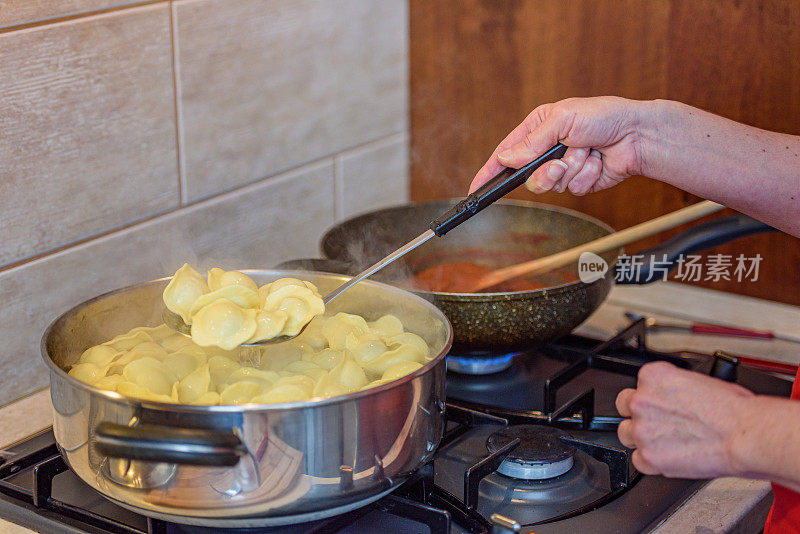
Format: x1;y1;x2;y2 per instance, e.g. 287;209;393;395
469;96;648;195
615;361;755;479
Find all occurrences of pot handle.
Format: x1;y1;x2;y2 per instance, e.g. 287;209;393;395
616;213;777;284
273;258;357;275
95;422;246;466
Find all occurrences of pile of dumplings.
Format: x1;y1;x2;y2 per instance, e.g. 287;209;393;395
68;293;433;405
163;264;325;350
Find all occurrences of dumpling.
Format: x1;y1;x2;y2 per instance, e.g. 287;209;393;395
368;315;404;339
362;344;425;378
162;350;207;381
177;363;211;403
103;330;152;351
191;391;221;405
208;356;241;389
107;350;135;376
188;285;260;316
94;374;125;391
283;360;327;380
305;348;345;370
225;367;279;390
69;362;110;385
251;384;310;404
163;263;209;324
329;357;368;392
258;277;305;297
122;357;175;396
190;299;257;350
136;324;174;342
259;341;310;372
117;381;175;403
207;268;258;292
273;374;316;396
311;372;349;398
294;316;327;350
261;284;324;337
158;333;198;353
129;341;169;361
219;381;262;405
381;361;423;381
384;332;430;358
344;332;388;367
359;378;392;391
78;345;118;366
248;309;289;343
322;313;370;350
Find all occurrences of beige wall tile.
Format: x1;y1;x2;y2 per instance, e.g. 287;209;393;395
335;134;409;220
174;0;409;202
0;1;142;29
0;5;179;267
0;161;334;406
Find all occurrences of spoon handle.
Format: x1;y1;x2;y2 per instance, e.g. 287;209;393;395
429;143;568;236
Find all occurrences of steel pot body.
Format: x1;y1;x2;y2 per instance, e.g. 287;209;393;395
42;271;451;526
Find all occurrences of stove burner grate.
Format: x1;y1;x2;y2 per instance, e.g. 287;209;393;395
486;425;576;480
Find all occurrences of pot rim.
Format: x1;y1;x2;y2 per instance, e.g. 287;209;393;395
41;270;453;413
320;198;622;299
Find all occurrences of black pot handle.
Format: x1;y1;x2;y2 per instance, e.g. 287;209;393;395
430;144;568;236
95;422;246;466
616;213;777;284
273;258;357;275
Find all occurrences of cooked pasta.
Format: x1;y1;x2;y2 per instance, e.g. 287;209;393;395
162;265;325;349
69;310;433;405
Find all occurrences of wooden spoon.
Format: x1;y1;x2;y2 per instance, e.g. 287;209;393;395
470;200;725;292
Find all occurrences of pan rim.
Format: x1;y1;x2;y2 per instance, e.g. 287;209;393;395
320;198;622;299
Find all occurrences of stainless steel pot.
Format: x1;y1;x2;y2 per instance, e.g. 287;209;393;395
41;271;452;526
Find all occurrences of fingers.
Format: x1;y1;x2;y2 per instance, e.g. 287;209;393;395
632;449;660;475
469;115;547;193
553;147;590;193
525;160;568;193
566;149;603;195
616;388;636;417
617;419;636;448
496;107;564;168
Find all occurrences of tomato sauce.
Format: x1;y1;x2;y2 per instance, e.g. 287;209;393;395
405;260;579;293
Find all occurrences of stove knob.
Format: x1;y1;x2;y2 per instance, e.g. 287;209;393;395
710;351;740;382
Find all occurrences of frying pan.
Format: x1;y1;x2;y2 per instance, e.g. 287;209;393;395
280;200;775;353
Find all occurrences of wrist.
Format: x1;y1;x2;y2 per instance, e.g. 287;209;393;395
725;395;766;478
631;98;676;179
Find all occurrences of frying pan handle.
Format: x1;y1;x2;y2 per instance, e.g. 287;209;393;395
430;144;568;236
616;213;777;284
95;422;246;466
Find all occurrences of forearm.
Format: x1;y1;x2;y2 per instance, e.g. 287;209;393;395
730;395;800;492
637;99;800;236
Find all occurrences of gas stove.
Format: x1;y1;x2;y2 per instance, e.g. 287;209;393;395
0;319;791;533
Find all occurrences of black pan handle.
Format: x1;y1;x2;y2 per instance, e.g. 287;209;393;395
95;422;246;466
616;213;777;284
430;144;568;236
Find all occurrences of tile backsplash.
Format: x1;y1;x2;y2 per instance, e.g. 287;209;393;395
0;0;409;406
